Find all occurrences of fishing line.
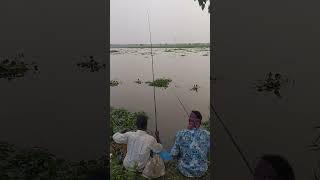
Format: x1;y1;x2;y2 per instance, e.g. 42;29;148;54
210;104;254;176
169;83;190;118
146;13;251;175
147;12;159;134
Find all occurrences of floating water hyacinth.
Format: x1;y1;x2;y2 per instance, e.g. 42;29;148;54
190;84;200;92
145;78;172;88
0;52;39;81
134;78;142;84
252;72;293;99
76;56;106;72
110;80;120;87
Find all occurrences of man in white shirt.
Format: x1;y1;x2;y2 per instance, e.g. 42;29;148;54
112;114;163;172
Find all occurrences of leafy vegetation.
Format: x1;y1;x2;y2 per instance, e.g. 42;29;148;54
134;79;142;84
110;107;147;134
145;78;172;88
0;142;107;180
202;120;210;131
76;56;106;72
110;80;120;87
190;84;200;92
0;52;39;81
110;156;210;180
110;155;141;180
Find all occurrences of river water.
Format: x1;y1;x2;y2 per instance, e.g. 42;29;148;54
110;47;210;149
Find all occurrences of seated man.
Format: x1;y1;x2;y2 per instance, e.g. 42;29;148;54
170;110;210;178
112;114;162;172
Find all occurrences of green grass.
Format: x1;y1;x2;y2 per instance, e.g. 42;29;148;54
110;156;210;180
145;78;172;88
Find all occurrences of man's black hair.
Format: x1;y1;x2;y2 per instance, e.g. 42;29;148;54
191;110;202;120
260;155;295;180
136;114;148;130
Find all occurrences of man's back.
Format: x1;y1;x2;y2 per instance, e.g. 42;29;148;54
113;130;162;171
171;128;210;177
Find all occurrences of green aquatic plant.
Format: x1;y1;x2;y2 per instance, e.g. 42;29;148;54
76;56;106;72
134;79;142;84
190;84;200;92
202;120;210;131
0;53;39;81
110;80;120;87
145;78;172;88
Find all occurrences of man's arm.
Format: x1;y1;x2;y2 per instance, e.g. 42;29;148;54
170;133;180;157
149;137;163;153
112;130;129;144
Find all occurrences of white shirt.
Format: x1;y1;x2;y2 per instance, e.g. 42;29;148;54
112;130;163;171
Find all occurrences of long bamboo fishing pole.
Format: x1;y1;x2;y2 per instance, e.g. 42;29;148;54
170;81;254;175
147;12;159;135
210;104;254;176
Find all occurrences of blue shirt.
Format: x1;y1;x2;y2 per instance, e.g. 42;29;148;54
170;128;210;178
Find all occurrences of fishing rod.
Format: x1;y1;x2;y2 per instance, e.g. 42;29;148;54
170;81;254;175
147;12;159;136
170;83;190;118
146;13;252;175
210;104;254;176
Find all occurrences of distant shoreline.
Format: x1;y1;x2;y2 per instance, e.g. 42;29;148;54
110;43;210;48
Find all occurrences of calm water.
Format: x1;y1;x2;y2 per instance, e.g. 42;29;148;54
0;53;107;162
214;41;320;179
213;0;320;178
110;48;210;148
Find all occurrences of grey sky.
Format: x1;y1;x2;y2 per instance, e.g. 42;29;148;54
110;0;210;44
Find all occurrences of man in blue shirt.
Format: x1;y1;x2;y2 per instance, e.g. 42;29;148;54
170;110;210;178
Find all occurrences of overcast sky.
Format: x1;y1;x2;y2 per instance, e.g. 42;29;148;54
110;0;210;44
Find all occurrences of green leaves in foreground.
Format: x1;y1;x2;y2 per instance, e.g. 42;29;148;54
202;120;210;131
0;142;107;180
145;78;172;88
110;107;147;135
